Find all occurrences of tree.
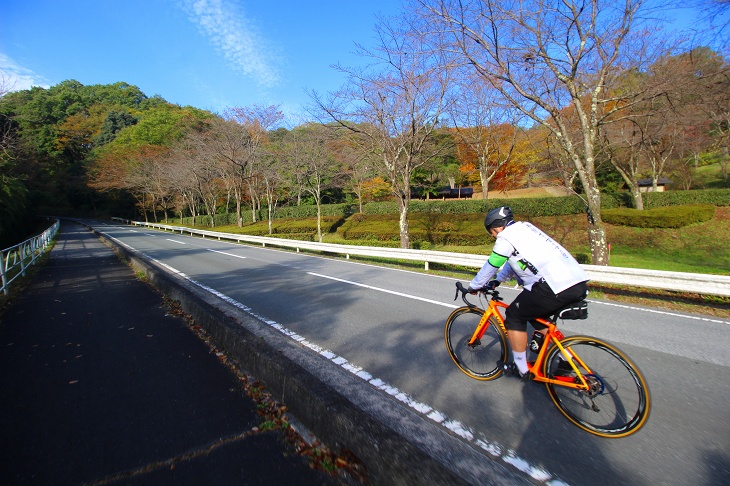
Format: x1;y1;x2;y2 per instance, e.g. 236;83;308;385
331;131;378;213
418;0;656;265
94;110;138;146
449;71;524;198
312;13;452;248
219;105;283;226
600;47;728;204
285;124;344;242
176;129;226;227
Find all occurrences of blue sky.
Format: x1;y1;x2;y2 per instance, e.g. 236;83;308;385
1;0;726;122
0;0;403;119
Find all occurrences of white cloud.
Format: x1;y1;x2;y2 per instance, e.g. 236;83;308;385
0;53;50;93
180;0;281;88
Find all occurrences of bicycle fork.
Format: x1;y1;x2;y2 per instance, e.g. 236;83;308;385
468;305;508;347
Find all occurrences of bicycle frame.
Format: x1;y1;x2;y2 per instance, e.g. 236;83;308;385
470;297;593;391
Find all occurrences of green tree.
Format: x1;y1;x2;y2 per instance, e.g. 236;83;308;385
94;110;138;146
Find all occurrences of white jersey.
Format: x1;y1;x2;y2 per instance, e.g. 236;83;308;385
470;221;588;293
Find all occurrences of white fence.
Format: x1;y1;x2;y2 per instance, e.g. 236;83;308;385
1;219;60;296
113;218;730;297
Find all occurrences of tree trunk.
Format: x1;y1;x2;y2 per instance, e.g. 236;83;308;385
316;201;323;243
585;187;609;265
631;184;644;211
397;197;410;249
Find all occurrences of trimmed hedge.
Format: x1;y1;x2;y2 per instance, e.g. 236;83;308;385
643;189;730;208
337;212;487;245
363;193;630;217
602;204;716;228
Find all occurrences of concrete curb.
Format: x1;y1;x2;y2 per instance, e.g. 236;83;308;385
91;226;532;486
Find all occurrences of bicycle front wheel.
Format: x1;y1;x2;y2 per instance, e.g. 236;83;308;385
444;307;508;380
543;335;651;438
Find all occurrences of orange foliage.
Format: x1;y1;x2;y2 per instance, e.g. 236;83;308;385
361;176;392;202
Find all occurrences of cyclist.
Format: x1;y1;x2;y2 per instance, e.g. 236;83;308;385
467;206;589;379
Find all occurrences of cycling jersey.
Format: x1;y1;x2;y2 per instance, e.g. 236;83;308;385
469;221;588;293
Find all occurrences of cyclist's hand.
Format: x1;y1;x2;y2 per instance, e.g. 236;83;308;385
486;280;500;291
466;286;479;294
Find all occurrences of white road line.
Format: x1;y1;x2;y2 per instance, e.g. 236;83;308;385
207;249;247;259
166;239;186;245
588;300;729;324
308;272;459;309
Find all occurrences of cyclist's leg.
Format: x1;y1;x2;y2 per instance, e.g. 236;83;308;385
504;283;562;372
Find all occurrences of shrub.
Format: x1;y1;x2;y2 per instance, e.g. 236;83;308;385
602;204;716;228
643;189;730;208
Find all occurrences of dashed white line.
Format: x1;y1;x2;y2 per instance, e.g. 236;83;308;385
308;272;458;309
207;249;247;259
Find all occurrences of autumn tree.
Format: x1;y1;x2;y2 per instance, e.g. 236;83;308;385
449;71;525;198
600;47;728;204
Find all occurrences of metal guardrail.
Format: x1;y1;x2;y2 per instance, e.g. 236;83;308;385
1;219;60;296
113;218;730;297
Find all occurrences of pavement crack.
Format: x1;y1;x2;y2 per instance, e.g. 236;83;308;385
83;429;258;485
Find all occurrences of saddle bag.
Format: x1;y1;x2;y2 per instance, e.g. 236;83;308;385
557;300;589;320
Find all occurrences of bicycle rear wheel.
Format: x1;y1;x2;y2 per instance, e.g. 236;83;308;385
543;335;651;438
444;307;508;380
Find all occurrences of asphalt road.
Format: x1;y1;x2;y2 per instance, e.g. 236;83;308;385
76;220;730;485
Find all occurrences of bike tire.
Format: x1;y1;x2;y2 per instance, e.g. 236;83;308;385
542;335;651;438
444;307;508;380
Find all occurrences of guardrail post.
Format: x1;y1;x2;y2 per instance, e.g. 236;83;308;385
1;259;8;296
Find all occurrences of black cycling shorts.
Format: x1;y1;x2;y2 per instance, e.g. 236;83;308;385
504;280;588;332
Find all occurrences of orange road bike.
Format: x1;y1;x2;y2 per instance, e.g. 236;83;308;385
445;282;651;438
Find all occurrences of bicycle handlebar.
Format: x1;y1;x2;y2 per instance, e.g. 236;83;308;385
454;281;502;307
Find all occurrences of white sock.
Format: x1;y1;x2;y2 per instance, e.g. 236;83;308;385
513;351;529;374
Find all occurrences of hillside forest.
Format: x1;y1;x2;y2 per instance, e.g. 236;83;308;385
1;0;728;261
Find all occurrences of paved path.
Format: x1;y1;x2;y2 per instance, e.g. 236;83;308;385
0;222;338;485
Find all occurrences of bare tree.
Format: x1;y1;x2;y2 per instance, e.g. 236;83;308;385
417;0;659;264
176;129;227;227
333;131;377;213
214;105;284;226
312;14;452;248
282;124;343;242
600;118;647;208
